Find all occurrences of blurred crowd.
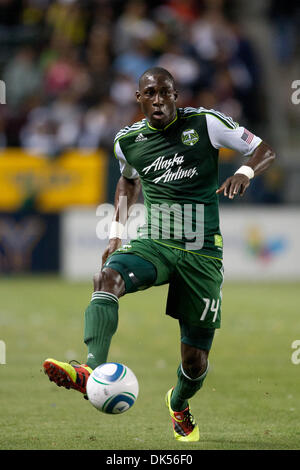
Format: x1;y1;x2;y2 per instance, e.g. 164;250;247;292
0;0;299;166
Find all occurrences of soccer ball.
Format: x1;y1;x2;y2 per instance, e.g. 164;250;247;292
86;362;139;414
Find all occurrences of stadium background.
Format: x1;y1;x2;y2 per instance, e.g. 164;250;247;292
0;0;299;278
0;0;299;451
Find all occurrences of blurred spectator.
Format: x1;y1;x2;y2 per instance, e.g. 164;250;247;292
189;0;231;62
43;47;78;97
78;98;126;150
165;0;201;24
3;46;42;109
85;48;112;105
113;0;157;55
113;40;156;82
45;0;88;47
48;91;82;147
20;110;61;157
20;90;82;156
109;73;137;107
83;24;113;105
157;41;201;90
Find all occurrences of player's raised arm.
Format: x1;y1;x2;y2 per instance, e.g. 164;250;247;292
204;112;275;199
216;141;275;199
102;175;141;265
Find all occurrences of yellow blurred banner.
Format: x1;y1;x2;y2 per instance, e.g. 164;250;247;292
0;149;108;212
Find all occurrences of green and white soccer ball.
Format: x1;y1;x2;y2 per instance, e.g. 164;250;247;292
86;362;139;414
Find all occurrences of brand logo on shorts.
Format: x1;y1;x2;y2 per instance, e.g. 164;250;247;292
181;129;199;146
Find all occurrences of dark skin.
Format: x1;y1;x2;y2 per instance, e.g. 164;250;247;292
95;72;275;381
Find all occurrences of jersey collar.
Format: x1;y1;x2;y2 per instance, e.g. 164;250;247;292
146;111;178;131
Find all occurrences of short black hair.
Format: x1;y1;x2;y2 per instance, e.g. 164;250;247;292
138;67;176;90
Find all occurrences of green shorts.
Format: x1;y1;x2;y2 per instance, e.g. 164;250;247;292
103;238;224;332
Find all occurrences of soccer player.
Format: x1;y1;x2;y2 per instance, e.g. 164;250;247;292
43;67;275;442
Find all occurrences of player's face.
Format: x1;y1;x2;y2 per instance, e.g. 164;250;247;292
136;74;178;129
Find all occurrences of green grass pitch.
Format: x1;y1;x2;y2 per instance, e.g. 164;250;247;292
0;276;299;450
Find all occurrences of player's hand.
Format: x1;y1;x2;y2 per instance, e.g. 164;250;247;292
102;238;122;266
216;174;250;199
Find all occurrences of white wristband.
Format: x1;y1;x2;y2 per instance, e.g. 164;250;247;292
234;165;254;179
109;221;125;239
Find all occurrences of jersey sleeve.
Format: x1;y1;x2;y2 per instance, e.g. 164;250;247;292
114;139;139;179
205;113;262;156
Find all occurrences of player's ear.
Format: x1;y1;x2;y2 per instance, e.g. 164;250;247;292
173;89;178;102
136;90;141;103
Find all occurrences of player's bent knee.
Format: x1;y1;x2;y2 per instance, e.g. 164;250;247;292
181;346;208;379
93;267;125;297
183;362;207;379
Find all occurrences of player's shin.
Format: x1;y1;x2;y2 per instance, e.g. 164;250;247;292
83;291;119;370
171;362;209;411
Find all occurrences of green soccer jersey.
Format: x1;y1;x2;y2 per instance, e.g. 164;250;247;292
114;107;261;259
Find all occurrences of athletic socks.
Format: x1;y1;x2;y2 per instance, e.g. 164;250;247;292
83;291;119;370
170;362;209;412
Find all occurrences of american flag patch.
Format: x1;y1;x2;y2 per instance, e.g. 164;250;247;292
241;129;254;144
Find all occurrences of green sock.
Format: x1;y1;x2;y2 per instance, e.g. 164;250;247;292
170;362;209;411
83;291;119;370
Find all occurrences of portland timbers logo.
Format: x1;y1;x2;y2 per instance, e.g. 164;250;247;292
181;129;199;146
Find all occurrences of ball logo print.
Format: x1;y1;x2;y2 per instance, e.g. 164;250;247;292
86;363;139;414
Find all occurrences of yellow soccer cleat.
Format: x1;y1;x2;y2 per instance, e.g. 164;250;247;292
165;388;200;442
43;358;92;395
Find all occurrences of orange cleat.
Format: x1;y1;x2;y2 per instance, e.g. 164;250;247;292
43;358;92;395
